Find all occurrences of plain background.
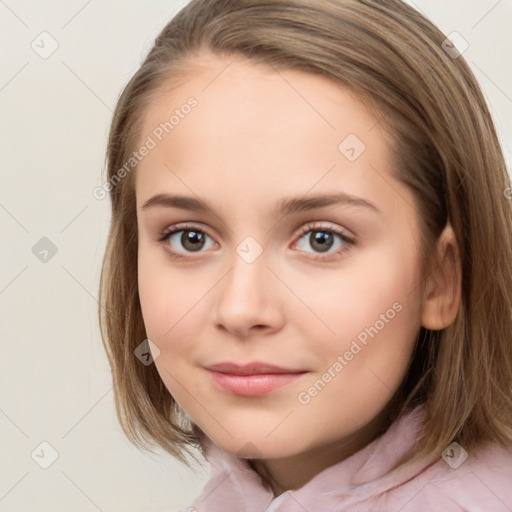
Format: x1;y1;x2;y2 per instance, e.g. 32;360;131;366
0;1;511;510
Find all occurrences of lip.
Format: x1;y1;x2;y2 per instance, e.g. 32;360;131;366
205;361;309;396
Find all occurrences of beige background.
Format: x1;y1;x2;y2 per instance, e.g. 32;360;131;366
0;1;510;510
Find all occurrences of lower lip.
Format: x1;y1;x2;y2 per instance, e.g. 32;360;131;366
207;370;307;396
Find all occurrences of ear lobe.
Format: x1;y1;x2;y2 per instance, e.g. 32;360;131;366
421;223;462;331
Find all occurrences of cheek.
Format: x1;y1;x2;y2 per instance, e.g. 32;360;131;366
138;279;197;346
292;242;421;347
137;255;205;406
290;240;423;414
137;248;214;365
138;248;188;342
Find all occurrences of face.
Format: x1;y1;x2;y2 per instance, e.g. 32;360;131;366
135;52;425;461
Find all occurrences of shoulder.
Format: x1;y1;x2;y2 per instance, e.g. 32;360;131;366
391;441;512;512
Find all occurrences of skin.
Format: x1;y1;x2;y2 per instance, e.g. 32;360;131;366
135;52;460;496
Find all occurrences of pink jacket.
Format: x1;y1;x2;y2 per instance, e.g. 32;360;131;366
175;406;512;511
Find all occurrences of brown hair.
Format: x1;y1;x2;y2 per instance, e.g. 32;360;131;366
98;0;512;471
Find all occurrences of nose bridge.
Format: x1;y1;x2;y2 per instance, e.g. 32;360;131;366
214;237;282;335
222;241;269;306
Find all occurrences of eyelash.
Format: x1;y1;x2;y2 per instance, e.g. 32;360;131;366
158;222;355;261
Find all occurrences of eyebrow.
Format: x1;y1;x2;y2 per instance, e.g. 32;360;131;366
141;192;381;216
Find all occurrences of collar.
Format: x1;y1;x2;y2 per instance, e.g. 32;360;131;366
189;405;437;511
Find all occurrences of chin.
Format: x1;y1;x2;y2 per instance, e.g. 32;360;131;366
205;428;311;460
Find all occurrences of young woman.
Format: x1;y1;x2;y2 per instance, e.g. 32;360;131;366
99;1;512;509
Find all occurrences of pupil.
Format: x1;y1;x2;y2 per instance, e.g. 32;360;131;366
311;231;333;253
182;230;205;251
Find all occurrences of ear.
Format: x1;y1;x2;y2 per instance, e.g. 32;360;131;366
421;223;462;330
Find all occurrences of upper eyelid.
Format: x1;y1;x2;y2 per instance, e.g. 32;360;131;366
296;221;352;237
162;221;353;245
162;222;216;240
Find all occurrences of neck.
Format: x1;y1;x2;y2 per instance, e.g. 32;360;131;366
248;405;393;497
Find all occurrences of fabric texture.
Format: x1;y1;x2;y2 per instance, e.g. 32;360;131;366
173;405;512;511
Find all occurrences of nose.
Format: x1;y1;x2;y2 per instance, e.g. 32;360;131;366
213;249;285;339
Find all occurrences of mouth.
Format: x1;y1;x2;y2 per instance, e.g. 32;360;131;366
204;361;309;396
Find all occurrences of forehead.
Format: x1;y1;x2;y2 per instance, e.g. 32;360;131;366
134;53;407;220
138;52;385;148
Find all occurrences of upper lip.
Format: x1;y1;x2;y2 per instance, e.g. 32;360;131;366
205;361;307;375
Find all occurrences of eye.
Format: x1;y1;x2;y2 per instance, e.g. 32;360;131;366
158;221;355;261
293;222;355;260
158;223;217;258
